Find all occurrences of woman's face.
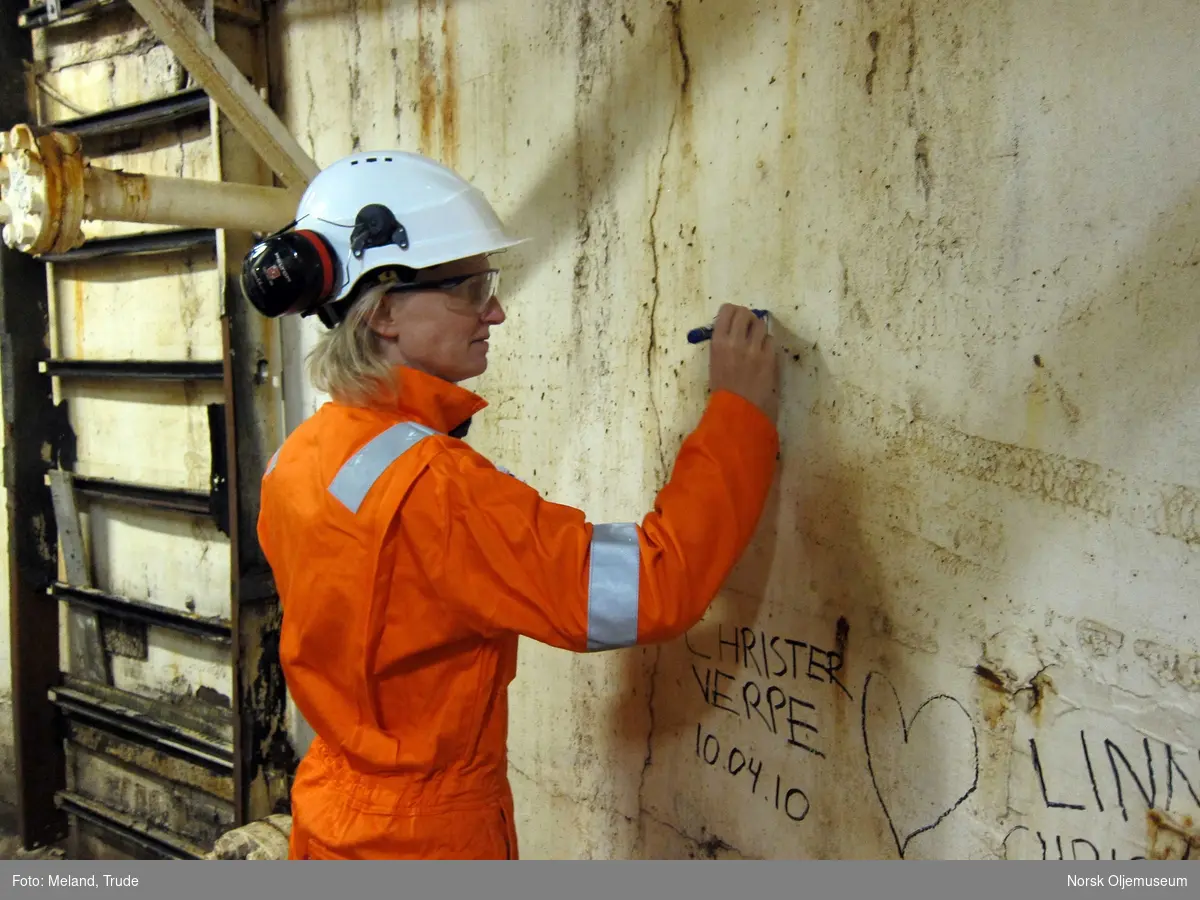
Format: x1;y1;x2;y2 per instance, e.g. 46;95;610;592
367;253;506;383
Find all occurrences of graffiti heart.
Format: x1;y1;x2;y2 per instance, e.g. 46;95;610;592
861;670;980;858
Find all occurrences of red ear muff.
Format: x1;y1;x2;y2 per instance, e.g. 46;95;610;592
240;228;339;318
293;229;336;300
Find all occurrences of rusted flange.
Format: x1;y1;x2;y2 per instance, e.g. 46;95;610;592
0;124;87;255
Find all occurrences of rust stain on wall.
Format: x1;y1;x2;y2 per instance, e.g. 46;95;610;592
1022;669;1052;725
417;0;438;157
1146;809;1200;860
73;277;86;355
973;664;1010;731
440;2;459;170
415;0;458;168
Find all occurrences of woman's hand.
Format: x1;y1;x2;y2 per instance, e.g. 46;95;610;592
708;303;780;423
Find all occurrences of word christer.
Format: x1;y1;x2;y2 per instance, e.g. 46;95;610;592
695;723;811;824
688;625;849;759
686;624;852;698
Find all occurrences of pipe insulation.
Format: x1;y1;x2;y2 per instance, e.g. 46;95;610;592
82;167;299;233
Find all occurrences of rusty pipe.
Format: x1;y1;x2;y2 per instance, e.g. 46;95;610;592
83;167;300;233
0;123;302;256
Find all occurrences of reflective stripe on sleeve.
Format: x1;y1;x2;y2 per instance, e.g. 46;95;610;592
586;523;641;651
265;449;280;476
328;421;438;513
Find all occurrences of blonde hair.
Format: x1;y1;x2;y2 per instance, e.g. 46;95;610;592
306;281;400;407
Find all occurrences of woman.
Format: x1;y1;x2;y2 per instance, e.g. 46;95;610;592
246;149;781;859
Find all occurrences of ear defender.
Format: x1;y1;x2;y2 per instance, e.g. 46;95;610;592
240;228;338;319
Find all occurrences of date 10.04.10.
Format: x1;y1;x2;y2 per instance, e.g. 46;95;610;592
695;723;811;824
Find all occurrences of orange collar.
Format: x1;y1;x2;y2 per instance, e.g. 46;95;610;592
372;365;489;435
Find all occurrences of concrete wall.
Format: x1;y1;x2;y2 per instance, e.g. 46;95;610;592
267;0;1200;859
2;0;1196;861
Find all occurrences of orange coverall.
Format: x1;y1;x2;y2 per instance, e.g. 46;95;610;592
258;365;779;859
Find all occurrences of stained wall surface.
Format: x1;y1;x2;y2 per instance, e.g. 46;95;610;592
267;0;1200;859
3;0;1192;861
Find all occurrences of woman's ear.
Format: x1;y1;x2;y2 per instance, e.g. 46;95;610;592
366;291;403;338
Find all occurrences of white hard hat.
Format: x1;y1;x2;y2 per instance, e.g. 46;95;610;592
239;150;526;325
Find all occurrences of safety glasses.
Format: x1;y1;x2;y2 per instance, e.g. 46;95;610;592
387;268;500;315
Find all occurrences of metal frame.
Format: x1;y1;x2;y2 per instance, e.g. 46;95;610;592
66;398;230;538
41;359;225;381
1;0;74;848
187;0;301;827
18;0;112;30
37;228;218;263
71;476;214;516
50;583;233;644
3;0;299;855
19;0;265;31
216;108;297;835
49;87;209;140
55;791;208;859
50;684;234;770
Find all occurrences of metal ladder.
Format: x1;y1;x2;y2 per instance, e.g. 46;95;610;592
2;0;299;858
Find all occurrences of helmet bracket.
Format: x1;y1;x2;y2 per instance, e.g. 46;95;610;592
350;204;410;259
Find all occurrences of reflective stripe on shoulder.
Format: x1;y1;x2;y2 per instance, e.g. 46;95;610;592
265;449;280;476
495;464;526;484
586;522;641;651
328;421;439;513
